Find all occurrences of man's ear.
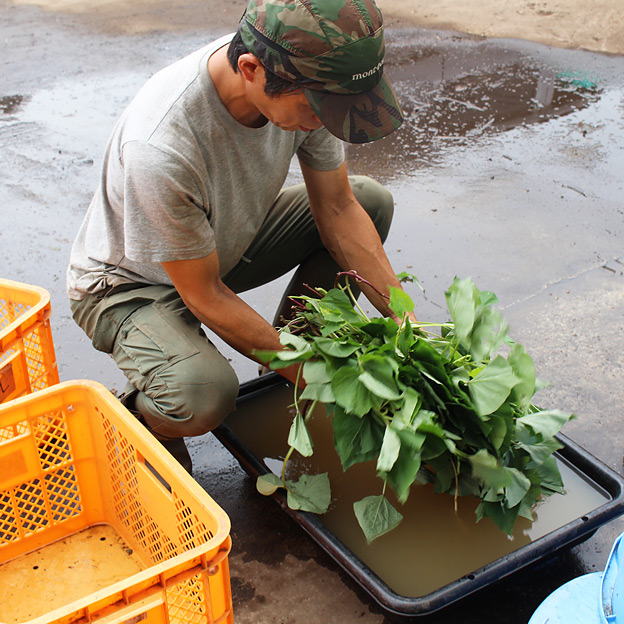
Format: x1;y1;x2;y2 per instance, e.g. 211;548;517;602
238;53;265;84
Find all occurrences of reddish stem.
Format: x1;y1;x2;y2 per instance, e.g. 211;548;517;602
334;270;390;300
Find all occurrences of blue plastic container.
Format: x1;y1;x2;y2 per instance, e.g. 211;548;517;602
529;533;624;623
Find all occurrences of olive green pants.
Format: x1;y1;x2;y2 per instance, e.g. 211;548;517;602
70;176;394;438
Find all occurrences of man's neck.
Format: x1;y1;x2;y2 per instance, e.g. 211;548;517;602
208;46;267;128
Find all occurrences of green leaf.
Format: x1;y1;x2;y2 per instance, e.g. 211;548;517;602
518;487;541;520
332;405;384;470
353;495;403;543
376;426;401;472
384;444;422;503
517;410;572;440
445;277;477;345
468;356;520;416
469;450;531;508
396;319;415;357
359;372;402;401
408;340;454;397
286;473;331;514
533;456;565;493
419;434;447;461
535;377;550;393
518;438;563;465
288;411;314;457
427;455;456;494
318;321;347;337
488;413;509;451
361;318;398;340
359;355;402;401
317;289;363;324
389;287;414;320
469;306;508;362
478;290;499;307
268;332;314;363
476;500;521;535
253;349;278;364
257;473;283;496
444;278;509;362
398;387;422;425
302;360;332;384
396;271;418;284
301;361;335;401
313;337;361;358
451;367;471;386
508;343;536;409
395;426;426;453
331;366;375;416
469;449;510;491
504;467;532;508
279;331;312;352
274;349;312;362
300;382;335;403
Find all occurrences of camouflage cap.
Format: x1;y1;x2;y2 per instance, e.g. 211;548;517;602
239;0;403;143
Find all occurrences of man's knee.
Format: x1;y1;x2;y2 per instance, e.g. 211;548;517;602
349;175;395;242
172;359;240;435
112;302;240;438
136;356;239;438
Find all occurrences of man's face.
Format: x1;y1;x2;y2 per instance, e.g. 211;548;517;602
241;59;323;132
255;88;323;133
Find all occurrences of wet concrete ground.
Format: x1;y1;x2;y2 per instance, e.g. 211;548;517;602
2;1;624;621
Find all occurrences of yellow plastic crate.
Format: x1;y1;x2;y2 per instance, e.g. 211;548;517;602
0;380;234;624
1;279;59;403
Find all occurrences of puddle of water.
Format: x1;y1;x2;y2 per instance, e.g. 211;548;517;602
347;35;601;179
225;383;610;598
0;95;26;115
16;73;145;144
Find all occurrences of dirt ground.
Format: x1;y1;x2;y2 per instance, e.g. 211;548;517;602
11;0;624;55
2;0;624;622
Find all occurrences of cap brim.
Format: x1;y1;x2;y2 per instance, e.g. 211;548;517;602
304;74;403;144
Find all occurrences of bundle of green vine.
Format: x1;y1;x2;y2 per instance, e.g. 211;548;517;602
255;274;573;543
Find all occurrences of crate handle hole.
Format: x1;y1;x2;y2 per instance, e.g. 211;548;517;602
138;452;172;493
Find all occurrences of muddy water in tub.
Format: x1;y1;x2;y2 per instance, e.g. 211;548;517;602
226;384;609;597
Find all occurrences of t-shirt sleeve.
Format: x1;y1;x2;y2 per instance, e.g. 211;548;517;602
120;140;216;263
296;127;345;171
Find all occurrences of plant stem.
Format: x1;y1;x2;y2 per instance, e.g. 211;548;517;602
302;399;317;421
281;445;295;486
282;365;307;486
334;270;390;301
292;363;304;413
340;277;371;321
451;456;459;514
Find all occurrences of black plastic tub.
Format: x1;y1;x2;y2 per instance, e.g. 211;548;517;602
213;374;624;618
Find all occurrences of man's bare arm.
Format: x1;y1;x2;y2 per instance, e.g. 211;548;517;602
300;160;414;321
162;252;303;385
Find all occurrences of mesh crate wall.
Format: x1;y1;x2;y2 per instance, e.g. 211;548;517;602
1;279;59;403
0;381;234;624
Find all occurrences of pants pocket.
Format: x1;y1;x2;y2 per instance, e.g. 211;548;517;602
113;303;200;385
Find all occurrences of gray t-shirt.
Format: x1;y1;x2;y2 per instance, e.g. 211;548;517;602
67;34;345;300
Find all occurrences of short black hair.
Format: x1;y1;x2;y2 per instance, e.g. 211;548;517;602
226;30;303;97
